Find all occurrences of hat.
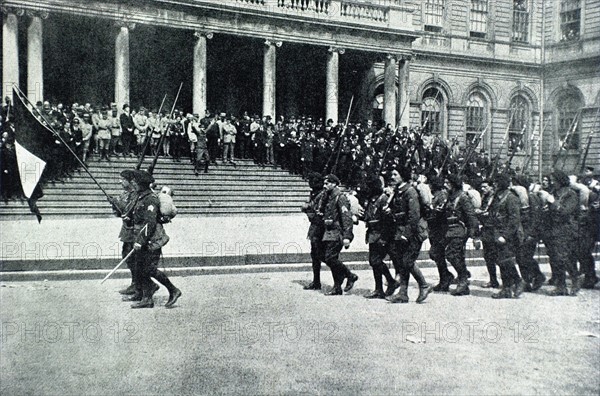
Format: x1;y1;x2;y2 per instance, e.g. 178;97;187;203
119;169;136;181
132;170;154;187
585;166;594;172
324;174;340;185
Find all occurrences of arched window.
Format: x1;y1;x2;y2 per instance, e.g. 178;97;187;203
556;93;581;150
421;87;443;137
509;95;529;152
466;92;487;147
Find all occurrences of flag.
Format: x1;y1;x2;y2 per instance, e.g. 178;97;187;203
7;87;82;221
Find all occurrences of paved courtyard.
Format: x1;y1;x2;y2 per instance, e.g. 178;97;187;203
1;264;599;395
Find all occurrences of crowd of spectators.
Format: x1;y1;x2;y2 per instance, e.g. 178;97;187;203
0;95;590;202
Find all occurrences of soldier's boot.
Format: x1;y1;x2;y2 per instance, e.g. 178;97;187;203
119;283;137;295
383;265;401;296
433;272;455;292
548;275;569;296
325;267;344;296
505;259;525;298
122;289;142;302
365;268;385;299
451;271;470;296
131;289;154;308
304;259;322;290
153;270;178;301
569;275;582;296
343;264;359;292
530;272;546;292
204;161;209;174
387;285;409;303
484;260;499;288
409;265;433;303
491;286;513;299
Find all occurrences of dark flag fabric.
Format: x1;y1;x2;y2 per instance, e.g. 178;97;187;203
0;87;83;221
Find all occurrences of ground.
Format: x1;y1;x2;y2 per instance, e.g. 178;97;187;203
1;264;599;395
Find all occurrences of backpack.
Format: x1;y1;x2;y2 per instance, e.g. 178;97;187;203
157;188;178;222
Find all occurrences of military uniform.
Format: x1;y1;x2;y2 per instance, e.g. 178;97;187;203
443;189;478;296
478;188;499;288
319;183;356;295
515;188;546;291
302;188;326;290
548;185;580;295
428;188;454;290
111;187;138;294
130;172;181;308
362;191;398;298
386;182;432;303
486;187;524;298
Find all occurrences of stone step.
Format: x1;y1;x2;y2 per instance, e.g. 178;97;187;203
42;189;309;197
0;206;300;217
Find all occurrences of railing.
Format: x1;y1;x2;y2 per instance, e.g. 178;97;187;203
277;0;330;13
340;1;389;23
230;0;413;30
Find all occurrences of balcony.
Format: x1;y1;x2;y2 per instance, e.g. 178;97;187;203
160;0;415;33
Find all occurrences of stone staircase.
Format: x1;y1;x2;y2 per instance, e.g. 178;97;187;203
0;155;311;218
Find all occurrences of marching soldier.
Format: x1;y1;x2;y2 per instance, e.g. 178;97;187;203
107;169;140;297
385;167;432;303
361;175;400;299
129;170;182;308
318;174;358;295
428;176;456;292
487;173;525;299
442;175;479;296
542;170;581;296
476;179;500;289
301;173;326;290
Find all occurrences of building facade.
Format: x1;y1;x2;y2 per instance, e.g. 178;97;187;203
2;0;599;175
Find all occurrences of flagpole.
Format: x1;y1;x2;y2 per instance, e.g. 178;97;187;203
12;85;112;200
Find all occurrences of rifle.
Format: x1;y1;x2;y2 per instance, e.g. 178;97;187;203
552;108;581;169
459;108;495;176
330;95;354;175
148;82;183;174
520;119;543;175
504;116;532;173
136;93;167;170
578;106;600;174
489;108;516;178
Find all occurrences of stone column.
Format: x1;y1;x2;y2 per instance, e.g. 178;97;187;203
2;8;23;102
397;54;412;128
263;40;281;119
326;46;344;124
383;54;397;127
26;11;48;103
193;31;213;116
114;22;134;109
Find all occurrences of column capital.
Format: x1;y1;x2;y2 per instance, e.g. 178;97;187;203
1;6;25;17
328;46;345;55
398;53;414;62
26;9;49;19
114;19;136;30
194;30;214;40
264;40;282;48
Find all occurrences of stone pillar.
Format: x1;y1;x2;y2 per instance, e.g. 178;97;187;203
326;46;344;124
114;22;134;110
383;54;397;127
397;54;412;128
2;8;22;102
26;11;48;103
193;31;213;116
263;40;281;119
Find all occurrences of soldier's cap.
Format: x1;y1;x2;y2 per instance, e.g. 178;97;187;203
585;166;594;172
324;174;340;185
120;169;136;181
132;170;155;187
220;112;226;117
122;104;129;110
